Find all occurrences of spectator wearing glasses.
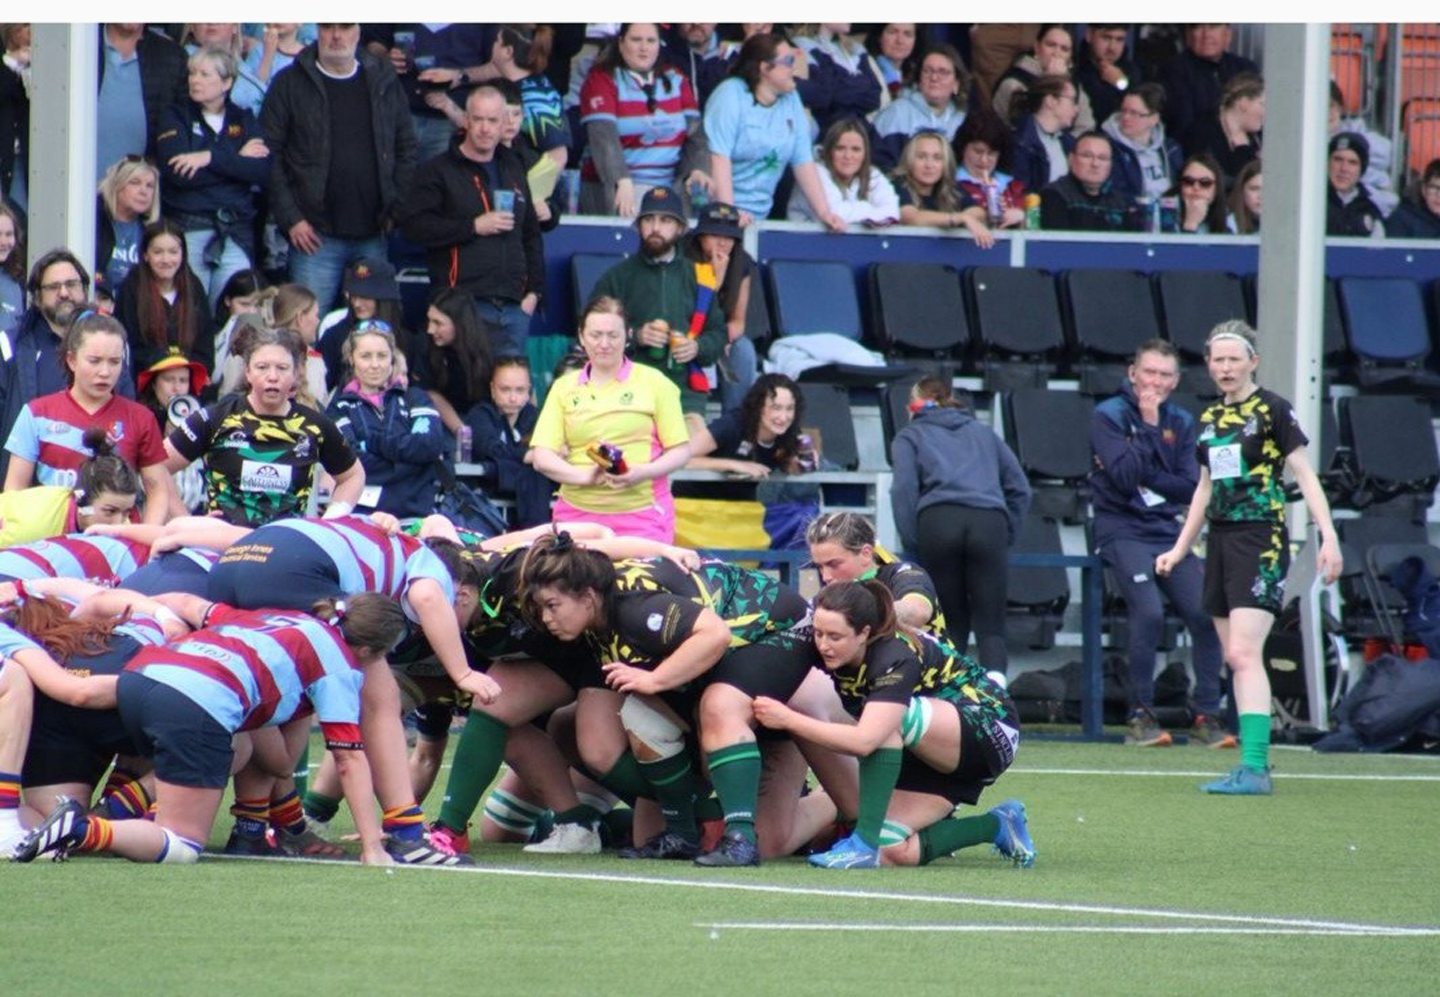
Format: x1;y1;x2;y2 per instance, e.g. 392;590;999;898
1326;132;1385;239
705;33;845;229
870;45;970;173
1386;158;1440;240
1168;153;1227;234
1009;75;1078;195
578;23;710;218
0;251;136;478
1181;72;1263;189
1039;131;1139;232
1160;23;1259;139
1076;24;1141;126
260;23;417;312
1102;82;1182;203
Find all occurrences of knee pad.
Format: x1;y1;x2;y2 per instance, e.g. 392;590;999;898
618;696;687;760
878;820;913;847
900;696;933;748
156;828;202;864
483;788;546;837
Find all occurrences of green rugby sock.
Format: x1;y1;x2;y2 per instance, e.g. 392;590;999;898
597;752;650;803
918;815;1000;865
638;752;700;842
855;748;903;848
437;711;508;832
1239;712;1271;773
302;790;341;824
706;742;762;844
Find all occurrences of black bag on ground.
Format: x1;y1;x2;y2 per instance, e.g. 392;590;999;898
1008;655;1190;725
1313;654;1440;752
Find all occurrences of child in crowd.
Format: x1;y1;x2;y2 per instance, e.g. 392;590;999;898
465;356;554;527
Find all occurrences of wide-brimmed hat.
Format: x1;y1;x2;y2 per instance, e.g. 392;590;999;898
137;347;209;396
343;258;400;301
695;201;743;241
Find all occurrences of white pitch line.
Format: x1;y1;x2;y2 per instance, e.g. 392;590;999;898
694;922;1440;938
206;855;1440;936
1014;768;1440;782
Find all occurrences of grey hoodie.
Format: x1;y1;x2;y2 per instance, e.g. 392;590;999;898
1103;112;1173;199
889;406;1032;554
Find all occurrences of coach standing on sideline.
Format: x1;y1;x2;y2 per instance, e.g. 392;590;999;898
1089;339;1232;749
261;23;416;313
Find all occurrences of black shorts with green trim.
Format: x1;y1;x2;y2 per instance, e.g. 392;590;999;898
1203;520;1289;617
896;697;1019;807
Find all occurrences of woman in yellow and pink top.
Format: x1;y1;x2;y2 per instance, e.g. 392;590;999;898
529;296;691;542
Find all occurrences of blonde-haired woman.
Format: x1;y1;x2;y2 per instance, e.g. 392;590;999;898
892;132;995;247
95;156;161;294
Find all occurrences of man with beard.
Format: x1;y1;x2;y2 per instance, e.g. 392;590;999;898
0;251;135;478
399;82;544;359
591;187;726;414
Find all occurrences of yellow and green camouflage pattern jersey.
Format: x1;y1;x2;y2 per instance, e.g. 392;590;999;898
1196;388;1308;523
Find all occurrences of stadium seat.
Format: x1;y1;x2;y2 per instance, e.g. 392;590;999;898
1330;28;1367;115
968;266;1067;391
396;267;432;341
1153;270;1248;394
765;260;864;341
1334;394;1440;520
1336;276;1440;392
1336;515;1430;640
1402;97;1440;178
1000;387;1095;522
1244;275;1352;384
1007;513;1071;652
797;382;860;470
571;253;626;318
868;262;970;364
1061;268;1161;395
744;260;774;350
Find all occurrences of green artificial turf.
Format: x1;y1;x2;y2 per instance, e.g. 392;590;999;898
3;740;1437;996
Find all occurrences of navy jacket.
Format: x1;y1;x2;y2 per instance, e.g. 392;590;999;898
889;406;1031;553
154;98;270;225
326;381;446;517
1160;49;1260;138
1386;199;1440;240
0;307;136;479
465;400;555;528
1010;116;1075;197
1089;381;1199;548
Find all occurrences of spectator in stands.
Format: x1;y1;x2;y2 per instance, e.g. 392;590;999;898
792;24;884;134
491;26;569;171
399;84;544;360
578;23;710;218
1227;160;1262;234
1090;338;1230;748
890;375;1030;677
0;251;137;478
1182;72;1263;189
94;155;161;296
0;23;29;212
788;119;900;227
992;25;1093;132
155;47;270;311
416;289;495;439
1169;153;1228;234
705;33;845;229
1076;24;1141;126
1326;132;1385;239
1386;158;1440;240
0;201;22;338
1103;83;1183;203
377;24;492;162
866;24;925;102
326;320;444;518
1009;75;1079;195
464;355;553;527
529;295;691;542
684;202;758;414
954;113;1027;230
316;258;407;394
592;187;727;415
1040;131;1139;232
179;24;267;114
263;283;326;407
95;24;188;183
2;311;170;524
1160;24;1260;139
893;133;994;247
260;22;416;313
1328;81;1397;216
209;268;268;393
870;45;970;172
251;23;307;87
115;218;214;375
665;23;732;107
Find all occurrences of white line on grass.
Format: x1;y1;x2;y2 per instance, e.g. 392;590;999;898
1015;768;1440;782
693;922;1440;937
208;854;1440;936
